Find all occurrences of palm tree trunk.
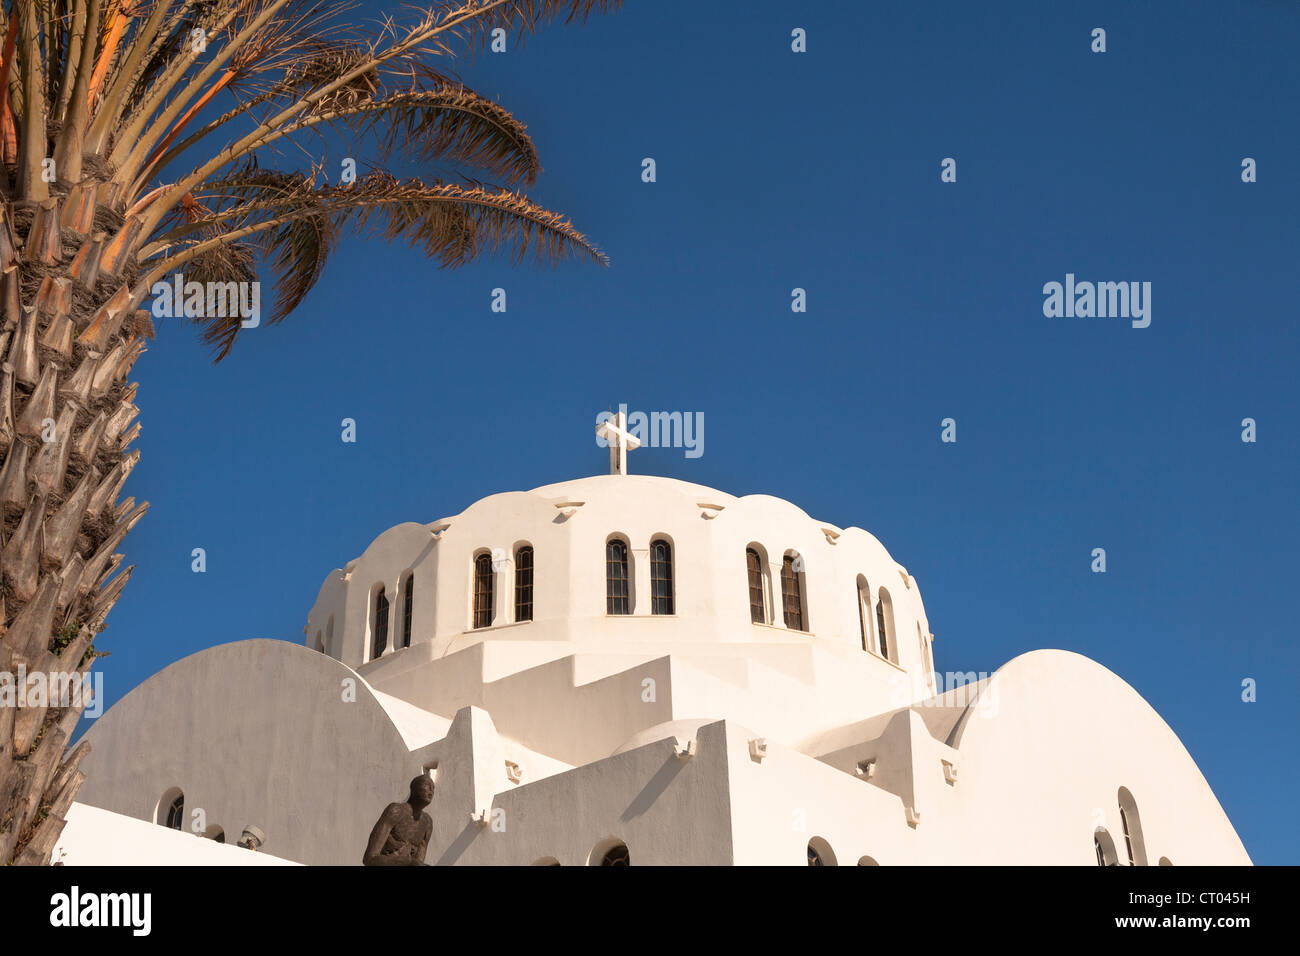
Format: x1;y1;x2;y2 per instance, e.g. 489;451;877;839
0;183;149;865
0;0;616;866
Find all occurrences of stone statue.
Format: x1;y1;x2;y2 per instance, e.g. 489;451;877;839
363;775;434;866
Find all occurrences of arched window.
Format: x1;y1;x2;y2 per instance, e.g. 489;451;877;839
918;622;933;687
746;548;766;623
400;572;414;648
875;588;894;662
807;837;836;866
1094;827;1119;866
589;839;630;866
650;539;674;614
606;539;630;615
159;789;184;830
515;546;534;621
473;554;494;629
857;576;872;651
203;824;225;843
1117;787;1148;866
781;554;805;631
600;844;630;866
372;586;389;658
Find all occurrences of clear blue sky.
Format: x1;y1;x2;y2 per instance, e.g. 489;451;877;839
88;1;1297;863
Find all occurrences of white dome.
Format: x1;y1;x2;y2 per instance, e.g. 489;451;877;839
304;473;934;713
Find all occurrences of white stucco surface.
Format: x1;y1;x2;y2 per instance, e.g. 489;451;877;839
52;803;298;866
63;474;1250;866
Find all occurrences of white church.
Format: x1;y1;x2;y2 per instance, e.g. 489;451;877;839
53;415;1251;865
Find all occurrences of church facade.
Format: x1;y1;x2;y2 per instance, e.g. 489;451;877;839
62;463;1251;865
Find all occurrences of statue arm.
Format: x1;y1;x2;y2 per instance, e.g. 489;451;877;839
363;804;412;866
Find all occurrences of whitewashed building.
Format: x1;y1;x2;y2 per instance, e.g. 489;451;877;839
62;427;1251;865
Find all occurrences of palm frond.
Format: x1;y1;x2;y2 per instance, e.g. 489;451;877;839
157;169;605;265
9;0;616;347
142;170;606;358
358;83;541;186
450;0;624;55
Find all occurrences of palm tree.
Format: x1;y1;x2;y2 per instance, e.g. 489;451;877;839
0;0;616;865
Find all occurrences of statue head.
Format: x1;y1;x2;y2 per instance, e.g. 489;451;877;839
409;774;434;808
238;825;266;851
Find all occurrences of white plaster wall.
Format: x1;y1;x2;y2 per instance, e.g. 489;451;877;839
724;651;1250;865
75;640;440;865
924;649;1252;865
53;803;299;866
68;641;1250;866
69;476;1249;867
362;637;927;769
428;720;736;866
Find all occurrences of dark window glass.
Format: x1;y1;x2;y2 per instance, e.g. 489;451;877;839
858;583;871;651
1095;836;1106;867
165;794;184;830
807;844;823;866
746;549;765;624
650;539;674;614
1120;808;1134;865
606;540;629;614
473;554;494;629
600;844;630;866
515;547;534;622
876;594;890;661
401;575;413;648
373;587;389;658
781;555;804;631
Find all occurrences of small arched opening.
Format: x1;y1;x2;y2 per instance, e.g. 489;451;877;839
1094;827;1120;866
875;587;896;662
746;545;770;624
1117;787;1148;866
398;570;415;648
472;551;495;629
807;836;837;866
589;838;630;866
155;787;184;829
781;551;807;632
514;544;534;622
856;575;873;652
370;583;390;659
650;537;675;615
605;536;631;615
